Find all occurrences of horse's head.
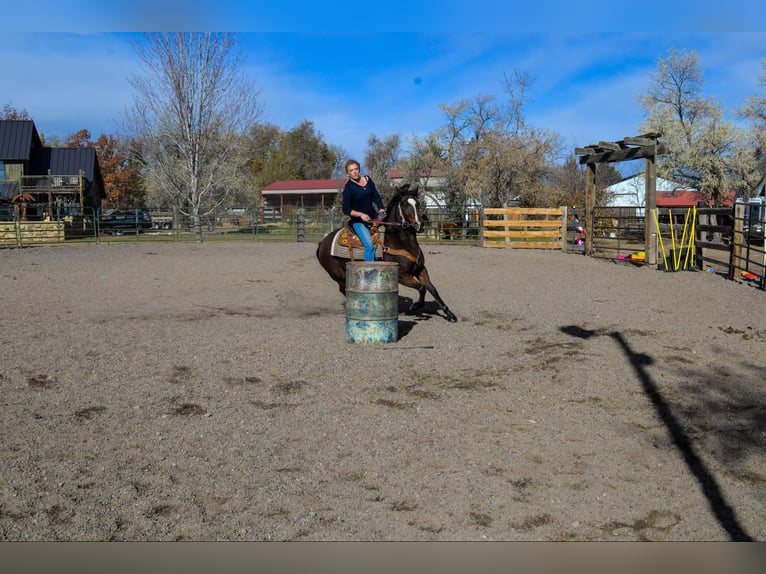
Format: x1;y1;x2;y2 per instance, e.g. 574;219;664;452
386;183;423;231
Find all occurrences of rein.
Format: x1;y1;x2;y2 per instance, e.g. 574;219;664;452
375;203;420;229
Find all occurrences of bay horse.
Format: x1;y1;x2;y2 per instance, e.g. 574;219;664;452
316;184;458;322
438;221;460;240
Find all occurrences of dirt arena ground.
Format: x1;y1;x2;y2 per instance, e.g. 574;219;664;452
0;241;764;541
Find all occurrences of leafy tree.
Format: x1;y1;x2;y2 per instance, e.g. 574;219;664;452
739;56;766;196
126;33;262;242
59;129;146;207
241;120;340;208
638;48;747;204
280;120;338;180
243;123;285;192
92;134;145;207
65;129;92;148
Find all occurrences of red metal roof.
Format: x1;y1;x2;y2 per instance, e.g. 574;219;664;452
656;189;737;207
262;179;344;192
656;190;700;207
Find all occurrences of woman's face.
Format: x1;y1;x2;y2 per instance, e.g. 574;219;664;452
346;164;361;179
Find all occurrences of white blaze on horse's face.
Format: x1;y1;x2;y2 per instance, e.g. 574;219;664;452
406;197;420;226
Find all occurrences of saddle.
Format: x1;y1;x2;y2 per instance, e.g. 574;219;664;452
331;222;385;260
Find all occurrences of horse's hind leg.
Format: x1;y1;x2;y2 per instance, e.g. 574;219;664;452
317;238;347;296
332;260;347;295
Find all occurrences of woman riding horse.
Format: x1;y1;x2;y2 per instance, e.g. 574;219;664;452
317;184;458;323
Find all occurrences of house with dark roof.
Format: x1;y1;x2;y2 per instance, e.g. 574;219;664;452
0;120;105;220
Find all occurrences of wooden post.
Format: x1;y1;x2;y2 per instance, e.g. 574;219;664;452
561;205;568;252
479;205;485;246
731;202;745;277
585;163;596;256
645;154;657;266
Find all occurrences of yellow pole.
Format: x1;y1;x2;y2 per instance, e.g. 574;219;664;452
688;206;696;269
682;207;694;270
653;209;669;271
677;207;691;270
668;208;678;270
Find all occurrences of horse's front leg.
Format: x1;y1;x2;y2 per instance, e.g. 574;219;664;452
397;272;428;311
415;267;458;322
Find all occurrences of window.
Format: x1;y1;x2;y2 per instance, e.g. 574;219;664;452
0;161;5;180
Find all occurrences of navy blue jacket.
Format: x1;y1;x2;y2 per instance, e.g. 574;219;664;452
342;176;385;225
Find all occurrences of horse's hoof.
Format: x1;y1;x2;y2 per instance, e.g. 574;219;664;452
447;314;458;323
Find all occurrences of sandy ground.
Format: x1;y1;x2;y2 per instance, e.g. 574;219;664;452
0;241;764;541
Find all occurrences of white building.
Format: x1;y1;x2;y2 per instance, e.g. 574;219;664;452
604;173;697;214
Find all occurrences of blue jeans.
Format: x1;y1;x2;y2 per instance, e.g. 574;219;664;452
352;222;376;261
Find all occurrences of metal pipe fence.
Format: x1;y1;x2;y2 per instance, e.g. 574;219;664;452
0;205;485;248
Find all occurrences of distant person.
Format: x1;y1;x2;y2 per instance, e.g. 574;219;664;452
342;159;386;261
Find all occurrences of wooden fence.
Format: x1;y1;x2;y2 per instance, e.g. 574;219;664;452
481;207;566;249
692;206;733;273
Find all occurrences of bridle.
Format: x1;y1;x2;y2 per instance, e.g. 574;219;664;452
375;194;422;263
376;195;421;231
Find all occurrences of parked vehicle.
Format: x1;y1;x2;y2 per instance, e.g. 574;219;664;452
151;214;173;230
744;197;765;244
99;209;153;235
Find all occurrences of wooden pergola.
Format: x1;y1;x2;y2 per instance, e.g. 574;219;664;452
575;132;667;266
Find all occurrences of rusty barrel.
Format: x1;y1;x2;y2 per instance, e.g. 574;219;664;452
345;261;399;344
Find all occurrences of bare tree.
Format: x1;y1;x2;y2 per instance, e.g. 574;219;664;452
546;154;622;208
1;103;31;120
431;79;561;209
363;133;401;196
126;33;262;241
500;69;530;136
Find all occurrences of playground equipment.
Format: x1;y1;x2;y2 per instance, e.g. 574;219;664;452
617;250;646;264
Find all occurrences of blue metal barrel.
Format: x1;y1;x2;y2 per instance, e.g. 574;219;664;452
345;261;399;344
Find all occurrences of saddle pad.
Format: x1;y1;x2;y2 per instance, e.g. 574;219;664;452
329;227;385;260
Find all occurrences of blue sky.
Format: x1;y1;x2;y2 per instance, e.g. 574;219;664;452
3;2;766;175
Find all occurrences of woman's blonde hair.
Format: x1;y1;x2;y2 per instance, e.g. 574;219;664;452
344;159;360;174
